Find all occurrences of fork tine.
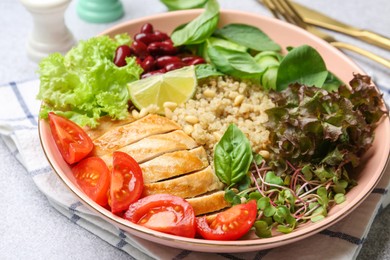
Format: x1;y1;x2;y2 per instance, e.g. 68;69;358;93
268;0;307;29
260;0;280;20
281;0;308;28
266;0;289;22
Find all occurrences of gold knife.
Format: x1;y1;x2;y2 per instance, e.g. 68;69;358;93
290;1;390;50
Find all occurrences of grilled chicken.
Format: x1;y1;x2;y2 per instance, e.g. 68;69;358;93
143;166;224;198
85;114;229;215
186;191;230;216
140;146;209;184
92;114;181;156
83;115;136;140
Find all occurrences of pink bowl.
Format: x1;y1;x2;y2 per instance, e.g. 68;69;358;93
39;9;390;253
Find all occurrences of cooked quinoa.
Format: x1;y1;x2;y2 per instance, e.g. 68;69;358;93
167;76;275;160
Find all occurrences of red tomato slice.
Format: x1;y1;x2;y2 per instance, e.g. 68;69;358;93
196;200;257;240
72;157;110;206
124;194;196;238
109;151;144;213
48;112;93;164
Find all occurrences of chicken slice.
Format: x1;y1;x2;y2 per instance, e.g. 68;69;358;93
83;115;136;140
140;146;209;184
186;190;231;216
92;114;181;156
100;130;199;166
142;166;224;198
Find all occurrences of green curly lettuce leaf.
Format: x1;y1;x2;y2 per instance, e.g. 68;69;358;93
37;34;143;127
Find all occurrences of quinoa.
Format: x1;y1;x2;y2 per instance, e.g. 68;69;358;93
168;76;275;161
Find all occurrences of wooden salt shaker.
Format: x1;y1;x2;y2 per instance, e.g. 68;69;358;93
20;0;76;62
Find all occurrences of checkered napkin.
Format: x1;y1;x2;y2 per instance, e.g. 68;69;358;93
0;79;389;260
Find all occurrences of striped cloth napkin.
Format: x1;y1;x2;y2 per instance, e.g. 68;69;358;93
0;79;389;260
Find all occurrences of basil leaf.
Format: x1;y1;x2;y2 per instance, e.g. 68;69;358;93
160;0;208;11
207;45;264;79
195;64;223;79
214;23;281;52
276;45;328;91
171;0;219;46
214;124;253;186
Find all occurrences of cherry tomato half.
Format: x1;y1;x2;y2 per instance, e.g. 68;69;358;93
124;194;196;238
195;200;257;240
48;112;93;164
109;151;144;213
72;157;110;206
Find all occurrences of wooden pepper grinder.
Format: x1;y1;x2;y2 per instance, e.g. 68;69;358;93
77;0;124;23
20;0;76;62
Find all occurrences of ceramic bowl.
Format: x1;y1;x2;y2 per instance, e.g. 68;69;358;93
39;9;390;253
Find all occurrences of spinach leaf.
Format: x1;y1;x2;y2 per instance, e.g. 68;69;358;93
195;64;223;79
197;36;247;64
171;0;219;46
254;51;283;90
160;0;208;11
276;45;328;91
322;72;344;92
207;36;248;53
214;124;253;186
207;45;264;79
214;23;281;52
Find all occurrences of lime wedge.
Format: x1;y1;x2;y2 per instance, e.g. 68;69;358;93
128;65;197;114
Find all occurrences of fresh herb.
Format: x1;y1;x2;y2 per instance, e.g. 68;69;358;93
254;51;283;90
37;35;142;127
214;23;281;52
160;0;208;11
214;124;253;187
198;36;247;62
265;73;387;169
171;0;219;46
322;72;343;92
221;74;387;237
207;45;264;79
195;63;223;79
276;45;329;91
172;5;339;90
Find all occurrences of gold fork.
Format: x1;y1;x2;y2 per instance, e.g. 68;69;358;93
261;0;390;69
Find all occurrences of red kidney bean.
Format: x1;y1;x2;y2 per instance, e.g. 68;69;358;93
162;39;174;45
181;55;203;64
131;40;148;59
134;33;165;45
113;45;132;67
155;56;182;69
164;62;185;72
141;68;167;79
140;23;154;34
147;41;178;56
188;57;206;65
153;30;169;41
140;56;155;72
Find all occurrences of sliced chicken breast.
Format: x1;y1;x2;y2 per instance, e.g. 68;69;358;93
140;146;209;184
100;130;199;166
186;190;231;216
143;166;224;198
93;114;181;156
84;115;136;140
